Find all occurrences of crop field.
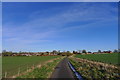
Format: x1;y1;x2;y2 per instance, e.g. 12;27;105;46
2;56;61;78
18;58;62;78
75;53;119;65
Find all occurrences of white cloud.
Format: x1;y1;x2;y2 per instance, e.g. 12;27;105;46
3;3;117;39
3;2;118;51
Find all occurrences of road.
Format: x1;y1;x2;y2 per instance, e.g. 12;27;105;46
50;57;76;80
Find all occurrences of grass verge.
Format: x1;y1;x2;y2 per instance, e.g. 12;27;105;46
17;57;63;78
69;57;120;80
2;56;61;78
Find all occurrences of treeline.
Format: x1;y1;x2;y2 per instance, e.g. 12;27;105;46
2;49;119;56
2;50;73;56
73;49;119;54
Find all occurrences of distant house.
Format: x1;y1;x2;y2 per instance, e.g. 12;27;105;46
103;51;112;53
2;51;61;57
87;52;92;54
93;52;98;54
12;53;18;56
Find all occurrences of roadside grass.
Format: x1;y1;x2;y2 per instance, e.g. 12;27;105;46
75;53;119;65
17;58;62;78
2;56;61;78
69;58;120;80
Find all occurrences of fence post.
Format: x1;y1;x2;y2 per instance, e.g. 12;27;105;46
33;64;34;69
18;67;20;76
27;65;28;72
5;72;7;78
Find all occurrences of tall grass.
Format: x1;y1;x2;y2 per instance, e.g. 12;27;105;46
69;58;119;79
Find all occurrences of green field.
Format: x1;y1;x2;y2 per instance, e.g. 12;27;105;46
18;58;62;78
75;53;119;65
2;56;60;78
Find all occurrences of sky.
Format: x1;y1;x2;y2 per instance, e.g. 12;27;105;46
2;0;120;2
2;2;118;52
0;2;2;53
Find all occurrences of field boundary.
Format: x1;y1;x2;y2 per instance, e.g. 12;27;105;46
69;57;120;79
73;57;118;69
70;57;120;76
68;61;83;80
11;57;64;78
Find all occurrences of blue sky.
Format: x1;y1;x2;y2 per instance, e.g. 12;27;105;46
2;0;120;2
2;2;118;52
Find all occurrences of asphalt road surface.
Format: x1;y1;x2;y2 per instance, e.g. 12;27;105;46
50;57;76;80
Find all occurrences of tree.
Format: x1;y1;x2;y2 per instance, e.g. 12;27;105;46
19;51;22;53
113;49;118;53
41;53;44;56
73;51;76;54
118;49;120;53
52;50;58;55
66;51;72;56
82;50;87;53
2;50;6;53
2;51;12;56
66;51;71;54
46;51;49;55
98;50;101;53
57;50;61;55
78;50;82;53
88;51;92;53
